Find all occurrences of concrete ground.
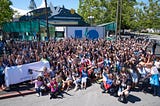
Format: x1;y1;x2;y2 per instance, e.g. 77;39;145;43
0;83;160;106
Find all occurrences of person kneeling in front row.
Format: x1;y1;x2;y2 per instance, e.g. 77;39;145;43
118;74;132;103
48;77;63;99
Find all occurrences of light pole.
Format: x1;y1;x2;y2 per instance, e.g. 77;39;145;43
28;12;33;33
44;0;50;40
119;0;122;38
88;16;94;26
115;0;122;39
115;0;120;39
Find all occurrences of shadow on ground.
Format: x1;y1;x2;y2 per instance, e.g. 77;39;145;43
127;94;141;103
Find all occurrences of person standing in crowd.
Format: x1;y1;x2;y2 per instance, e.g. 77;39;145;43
0;58;5;90
41;67;50;84
49;66;56;79
73;67;81;91
150;64;160;96
154;57;160;72
81;67;88;89
128;64;138;90
2;54;9;67
137;63;149;92
15;55;23;65
152;40;157;55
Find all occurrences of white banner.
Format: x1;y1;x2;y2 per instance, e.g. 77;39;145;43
4;61;50;87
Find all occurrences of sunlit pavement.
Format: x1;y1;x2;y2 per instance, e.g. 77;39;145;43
0;83;160;106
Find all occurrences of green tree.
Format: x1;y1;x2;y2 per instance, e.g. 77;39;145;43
120;0;137;29
0;0;14;25
144;0;160;29
134;1;145;30
135;0;160;30
78;0;160;30
78;0;137;29
78;0;117;25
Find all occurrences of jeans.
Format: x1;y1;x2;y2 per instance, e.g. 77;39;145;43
152;85;159;96
158;85;160;96
141;78;149;92
35;87;42;96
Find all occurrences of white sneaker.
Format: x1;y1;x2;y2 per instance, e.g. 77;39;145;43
36;93;40;97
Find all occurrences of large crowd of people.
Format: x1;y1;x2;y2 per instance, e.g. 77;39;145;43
0;37;160;102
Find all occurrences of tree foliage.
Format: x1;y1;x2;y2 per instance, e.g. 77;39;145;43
135;0;160;30
78;0;160;30
78;0;137;29
0;0;14;26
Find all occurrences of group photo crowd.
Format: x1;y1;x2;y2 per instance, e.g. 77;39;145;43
0;37;160;103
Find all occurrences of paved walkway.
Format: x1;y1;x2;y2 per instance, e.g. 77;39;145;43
0;83;160;106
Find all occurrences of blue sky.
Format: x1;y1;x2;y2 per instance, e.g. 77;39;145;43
10;0;148;11
11;0;79;10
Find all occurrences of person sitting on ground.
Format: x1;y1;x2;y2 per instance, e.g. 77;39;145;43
117;67;132;103
101;67;113;93
48;77;63;99
55;71;64;92
31;76;44;97
62;70;73;91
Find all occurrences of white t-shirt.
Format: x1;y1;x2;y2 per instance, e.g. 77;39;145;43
154;61;160;69
150;66;159;75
